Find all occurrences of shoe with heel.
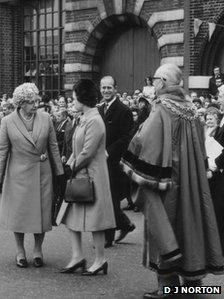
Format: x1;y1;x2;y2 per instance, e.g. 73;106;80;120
82;261;108;276
60;258;87;273
15;254;28;268
33;256;43;268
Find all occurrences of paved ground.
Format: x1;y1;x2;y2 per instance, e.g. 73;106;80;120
0;208;223;299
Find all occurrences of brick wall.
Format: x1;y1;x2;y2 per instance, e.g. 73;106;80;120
0;3;23;96
64;0;185;90
190;0;224;76
0;0;187;95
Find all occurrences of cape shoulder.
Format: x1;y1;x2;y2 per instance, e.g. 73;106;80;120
154;97;197;121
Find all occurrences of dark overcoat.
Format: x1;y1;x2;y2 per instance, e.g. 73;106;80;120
98;98;134;201
61;119;77;160
56;119;69;155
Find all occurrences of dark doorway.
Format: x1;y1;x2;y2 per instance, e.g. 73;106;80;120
97;25;160;94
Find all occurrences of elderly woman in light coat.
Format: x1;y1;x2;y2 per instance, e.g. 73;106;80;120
0;83;64;268
60;79;116;275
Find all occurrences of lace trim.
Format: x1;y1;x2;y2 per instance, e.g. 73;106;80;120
155;98;197;121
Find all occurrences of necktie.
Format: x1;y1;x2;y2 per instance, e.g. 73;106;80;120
104;103;108;115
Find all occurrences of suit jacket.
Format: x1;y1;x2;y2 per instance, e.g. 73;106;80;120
214;121;224;146
214;122;224;169
209;74;224;96
0;109;63;233
56;118;69;155
98;98;134;200
61;119;77;160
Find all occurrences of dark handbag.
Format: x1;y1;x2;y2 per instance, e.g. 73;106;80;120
65;167;95;204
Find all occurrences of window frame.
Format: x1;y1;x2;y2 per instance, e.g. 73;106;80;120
23;0;65;99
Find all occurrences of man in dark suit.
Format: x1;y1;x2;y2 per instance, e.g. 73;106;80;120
209;66;224;97
52;111;81;226
98;75;135;248
55;109;69;156
210;105;224;253
61;113;80;164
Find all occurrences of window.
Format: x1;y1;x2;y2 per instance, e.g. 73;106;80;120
23;0;66;99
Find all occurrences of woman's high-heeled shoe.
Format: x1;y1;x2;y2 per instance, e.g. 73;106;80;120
60;258;87;273
15;255;28;268
82;261;108;276
33;257;43;268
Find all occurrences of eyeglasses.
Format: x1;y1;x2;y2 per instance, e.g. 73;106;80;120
151;77;167;82
27;99;40;105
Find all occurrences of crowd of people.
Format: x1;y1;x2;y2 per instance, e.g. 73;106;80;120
0;64;224;298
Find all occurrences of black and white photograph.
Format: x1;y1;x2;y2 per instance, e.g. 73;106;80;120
0;0;224;298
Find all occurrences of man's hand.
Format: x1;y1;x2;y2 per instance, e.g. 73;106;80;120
64;165;72;180
207;170;213;179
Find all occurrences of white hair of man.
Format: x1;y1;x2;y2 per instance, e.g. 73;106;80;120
154;63;182;87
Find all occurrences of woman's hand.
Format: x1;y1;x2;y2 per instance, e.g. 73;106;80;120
70;159;75;170
64;165;72;180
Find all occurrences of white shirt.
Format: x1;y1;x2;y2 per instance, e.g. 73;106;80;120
106;96;117;110
205;127;223;171
220;116;224;128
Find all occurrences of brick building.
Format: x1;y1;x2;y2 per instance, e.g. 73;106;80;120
0;0;223;97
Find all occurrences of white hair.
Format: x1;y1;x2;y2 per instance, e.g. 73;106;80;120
13;83;39;107
154;63;182;86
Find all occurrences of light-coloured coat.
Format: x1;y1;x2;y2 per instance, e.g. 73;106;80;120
63;108;116;231
0;109;63;233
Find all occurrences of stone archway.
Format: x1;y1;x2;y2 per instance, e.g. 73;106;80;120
64;1;184;92
82;14;160;92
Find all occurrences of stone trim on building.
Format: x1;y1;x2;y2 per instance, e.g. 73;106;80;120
65;0;107;20
64;1;185;90
158;33;184;49
161;56;184;67
147;9;184;28
64;63;100;73
134;0;145;16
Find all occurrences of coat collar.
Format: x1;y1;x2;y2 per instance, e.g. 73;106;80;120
11;109;43;148
79;107;98;125
104;97;119;118
83;107;98;118
157;86;190;104
32;111;43;145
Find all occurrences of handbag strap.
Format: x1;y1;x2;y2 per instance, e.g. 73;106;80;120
69;164;90;182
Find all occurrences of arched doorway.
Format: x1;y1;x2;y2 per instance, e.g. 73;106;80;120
94;23;160;94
